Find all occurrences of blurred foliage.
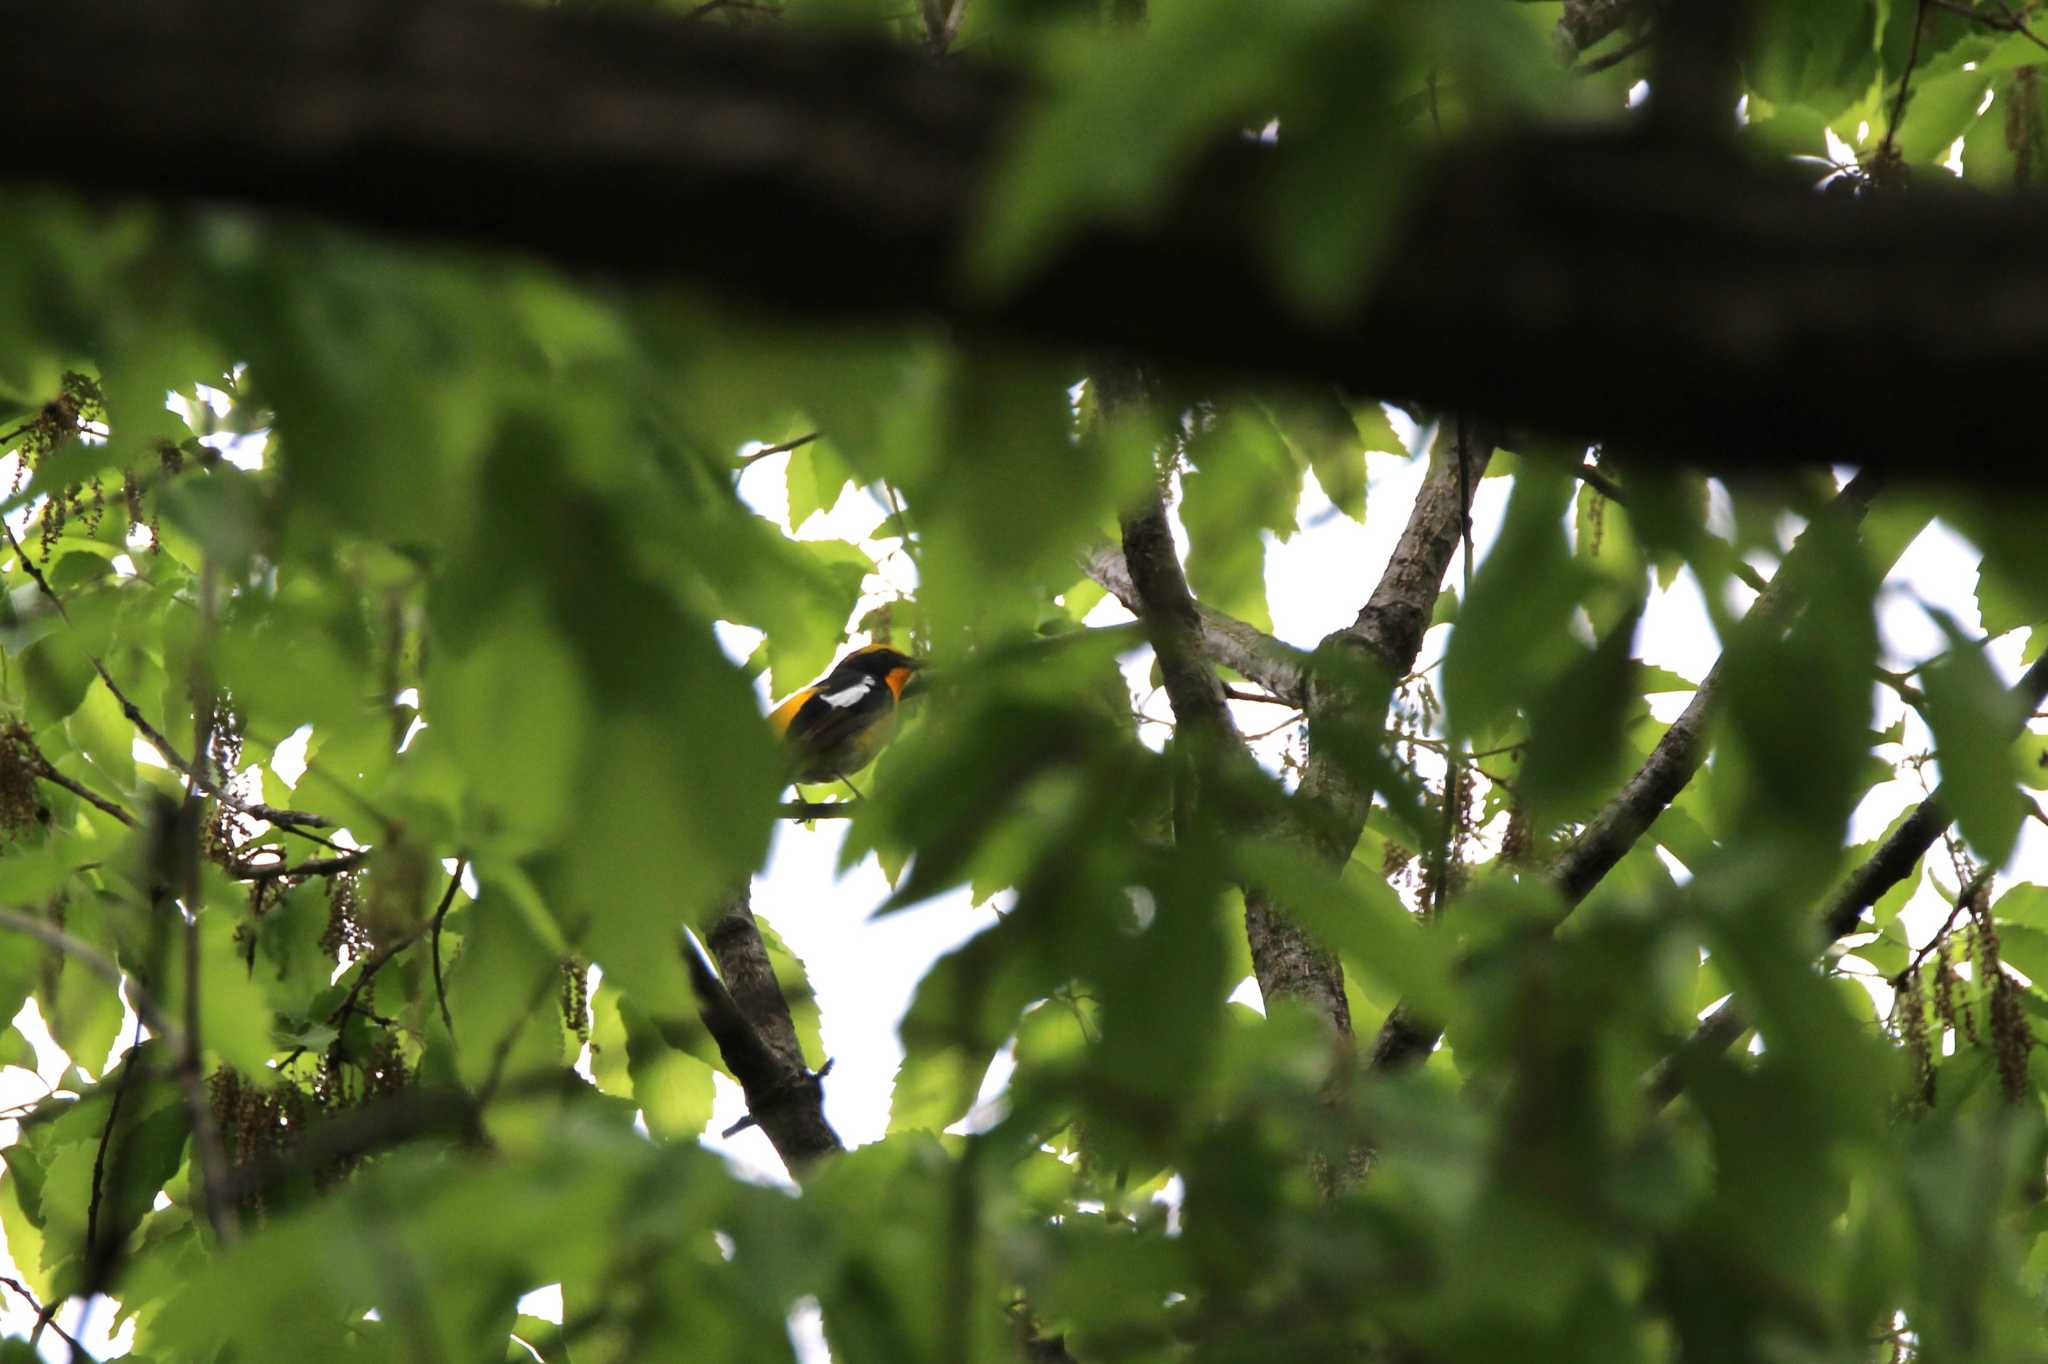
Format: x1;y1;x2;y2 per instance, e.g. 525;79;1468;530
0;1;2042;1362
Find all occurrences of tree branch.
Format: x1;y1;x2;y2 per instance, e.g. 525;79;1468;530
430;859;465;1038
780;799;861;820
228;849;370;881
10;1;2048;469
696;884;841;1171
1116;492;1241;750
1547;470;1881;912
1080;542;1310;705
1371;469;1883;1072
28;757;137;829
1;515;334;838
1245;425;1487;1067
1294;424;1495;848
1649;650;2048;1108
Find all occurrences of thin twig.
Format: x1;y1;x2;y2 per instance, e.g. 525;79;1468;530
0;418;41;452
1894;868;1990;985
1244;712;1306;742
28;756;136;827
0;1278;93;1361
0;907;181;1044
1927;0;2048;52
1881;0;1931;159
475;964;564;1108
281;918;433;1072
430;858;467;1038
83;1014;146;1298
1;515;334;837
736;431;819;467
1574;26;1654;75
781;799;860;820
1576;461;1625;502
228;849;369;882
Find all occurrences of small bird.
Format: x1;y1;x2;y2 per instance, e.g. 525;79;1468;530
768;644;921;789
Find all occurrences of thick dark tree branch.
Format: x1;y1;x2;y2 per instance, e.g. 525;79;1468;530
11;1;2048;468
1370;469;1883;1072
697;884;842;1171
1116;494;1241;751
1094;361;1244;765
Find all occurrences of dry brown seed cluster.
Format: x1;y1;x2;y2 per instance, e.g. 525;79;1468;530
0;718;45;840
9;373;99;490
1932;940;1957;1038
1969;893;2033;1106
121;470;148;543
1498;804;1532;866
1893;967;1934;1115
320;871;372;963
1903;882;2036;1112
366;844;430;949
1956;925;1979;1046
1582;479;1608;556
210;1065;312;1220
1381;838;1417;895
360;1033;411;1103
561;956;591;1046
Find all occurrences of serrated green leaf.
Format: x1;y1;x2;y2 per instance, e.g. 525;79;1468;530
1922;621;2026;866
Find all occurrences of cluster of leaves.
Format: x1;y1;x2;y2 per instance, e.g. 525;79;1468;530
0;1;2046;1362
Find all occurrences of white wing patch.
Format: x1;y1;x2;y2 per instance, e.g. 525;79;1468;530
818;678;875;709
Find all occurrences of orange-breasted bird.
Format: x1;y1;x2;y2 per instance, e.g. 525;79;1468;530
768;644;921;788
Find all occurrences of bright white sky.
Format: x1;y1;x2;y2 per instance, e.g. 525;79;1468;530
0;428;2034;1358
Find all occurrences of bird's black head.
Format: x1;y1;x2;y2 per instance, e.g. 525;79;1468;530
839;644;921;697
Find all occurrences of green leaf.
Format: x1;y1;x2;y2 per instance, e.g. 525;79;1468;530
1180;404;1299;635
1895;67;1991;164
1978;553;2048;638
436;592;590;850
1749;1;1879;119
1520;606;1643;829
21;635;95;727
1443;466;1581;740
785;434;858;529
1715;511;1878;861
891;916;1050;1133
618;997;716;1142
1266;390;1365;523
1922;621;2026;866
